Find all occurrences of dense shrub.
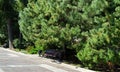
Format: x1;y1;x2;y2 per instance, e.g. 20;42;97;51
19;0;120;71
19;0;81;50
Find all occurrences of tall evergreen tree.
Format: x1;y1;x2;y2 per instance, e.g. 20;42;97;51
0;0;28;49
0;0;14;49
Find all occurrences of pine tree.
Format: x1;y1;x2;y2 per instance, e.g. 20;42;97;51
19;0;120;70
19;0;81;51
0;0;28;49
0;0;14;49
77;0;120;70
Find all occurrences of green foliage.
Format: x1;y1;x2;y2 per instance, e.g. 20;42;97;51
0;0;8;44
35;40;44;51
13;39;19;48
0;18;7;44
18;0;120;71
26;46;35;54
11;0;28;12
26;45;43;54
77;0;120;69
19;0;81;50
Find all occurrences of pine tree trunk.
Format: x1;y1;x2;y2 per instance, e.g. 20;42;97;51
7;19;14;49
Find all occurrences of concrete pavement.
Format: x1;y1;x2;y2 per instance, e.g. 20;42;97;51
0;47;95;72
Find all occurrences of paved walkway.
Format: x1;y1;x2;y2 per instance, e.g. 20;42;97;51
0;47;95;72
